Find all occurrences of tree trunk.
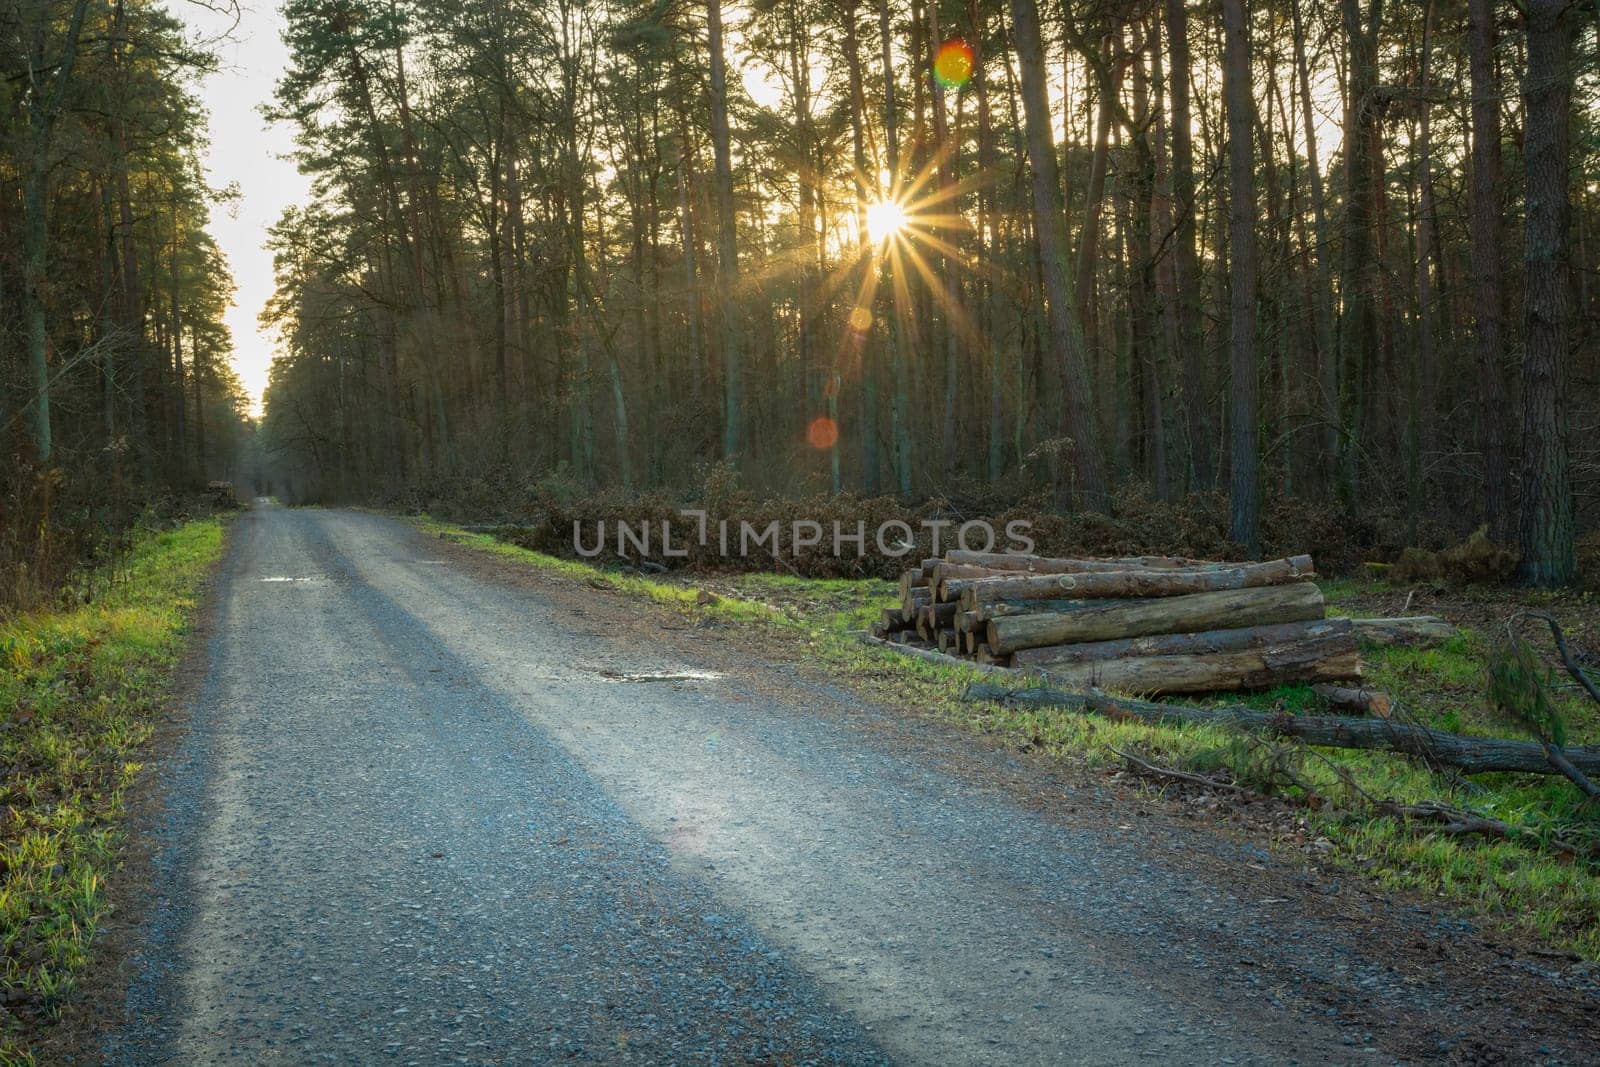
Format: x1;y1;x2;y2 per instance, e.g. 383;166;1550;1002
1008;0;1107;509
1467;0;1512;542
1223;0;1258;554
707;0;743;465
1289;0;1337;488
1516;0;1577;586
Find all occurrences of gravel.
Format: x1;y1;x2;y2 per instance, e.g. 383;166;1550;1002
105;506;1596;1064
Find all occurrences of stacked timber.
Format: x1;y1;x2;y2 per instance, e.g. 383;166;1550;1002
872;551;1368;696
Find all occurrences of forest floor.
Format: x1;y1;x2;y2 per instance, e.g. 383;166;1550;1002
446;520;1600;966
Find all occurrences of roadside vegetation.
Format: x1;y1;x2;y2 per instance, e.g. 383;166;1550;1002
422;517;1600;962
0;518;226;1061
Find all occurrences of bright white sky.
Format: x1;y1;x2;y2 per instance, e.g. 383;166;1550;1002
185;0;309;414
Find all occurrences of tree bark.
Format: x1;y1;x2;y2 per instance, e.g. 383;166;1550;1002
954;554;1313;609
1013;617;1353;666
1009;0;1107;509
1030;632;1361;695
1516;0;1577;586
1467;0;1512;542
1164;0;1211;490
707;0;743;465
1349;615;1459;648
985;582;1327;654
1223;0;1258;554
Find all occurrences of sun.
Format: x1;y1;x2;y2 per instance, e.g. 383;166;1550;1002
865;199;907;244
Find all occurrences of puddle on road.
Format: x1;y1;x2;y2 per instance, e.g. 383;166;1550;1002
593;667;723;684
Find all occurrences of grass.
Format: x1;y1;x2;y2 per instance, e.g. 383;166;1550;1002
0;518;226;1062
419;516;1600;962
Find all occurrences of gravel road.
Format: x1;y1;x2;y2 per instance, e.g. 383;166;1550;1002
105;505;1598;1065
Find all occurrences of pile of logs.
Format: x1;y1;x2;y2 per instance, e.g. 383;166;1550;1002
871;549;1435;696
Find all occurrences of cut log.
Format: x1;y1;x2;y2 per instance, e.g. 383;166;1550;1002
987;583;1327;655
929;562;1018;598
1349;616;1458;648
961;682;1600;778
943;550;1230;572
1034;634;1362;695
974;597;1128;622
916;602;959;641
975;643;1011;667
1313;684;1394;717
901;586;932;622
898;568;927;602
1013;618;1353;667
956;610;984;634
953;555;1315;610
879;606;910;631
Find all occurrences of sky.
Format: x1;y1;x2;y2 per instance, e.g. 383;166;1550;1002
185;0;309;415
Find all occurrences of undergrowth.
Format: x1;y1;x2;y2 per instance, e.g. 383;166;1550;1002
419;516;1600;962
0;519;225;1063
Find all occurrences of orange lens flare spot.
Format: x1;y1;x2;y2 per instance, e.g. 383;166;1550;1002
848;306;873;332
806;416;839;450
934;39;975;89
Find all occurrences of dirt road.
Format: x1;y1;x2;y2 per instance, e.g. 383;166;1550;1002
102;505;1596;1064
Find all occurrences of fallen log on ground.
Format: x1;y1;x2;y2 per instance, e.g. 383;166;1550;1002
1012;618;1353;667
1349;616;1458;648
987;583;1327;655
951;555;1314;610
961;682;1600;776
1031;636;1361;695
1313;684;1394;716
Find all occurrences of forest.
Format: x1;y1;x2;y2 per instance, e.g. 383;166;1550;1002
5;0;1600;606
253;0;1600;583
1;0;253;605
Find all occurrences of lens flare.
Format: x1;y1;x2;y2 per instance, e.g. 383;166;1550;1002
848;306;873;332
806;416;839;450
933;38;975;89
866;200;906;243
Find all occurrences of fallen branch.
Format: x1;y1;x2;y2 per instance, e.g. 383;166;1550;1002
858;634;1026;676
1378;801;1594;858
1506;612;1600;801
962;682;1600;777
1109;747;1245;793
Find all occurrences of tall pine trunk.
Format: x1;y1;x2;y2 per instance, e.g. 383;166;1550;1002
1223;0;1258;553
1467;0;1511;541
1009;0;1107;509
1516;0;1577;585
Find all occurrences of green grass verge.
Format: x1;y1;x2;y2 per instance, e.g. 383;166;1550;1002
417;517;1600;961
0;519;226;1061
